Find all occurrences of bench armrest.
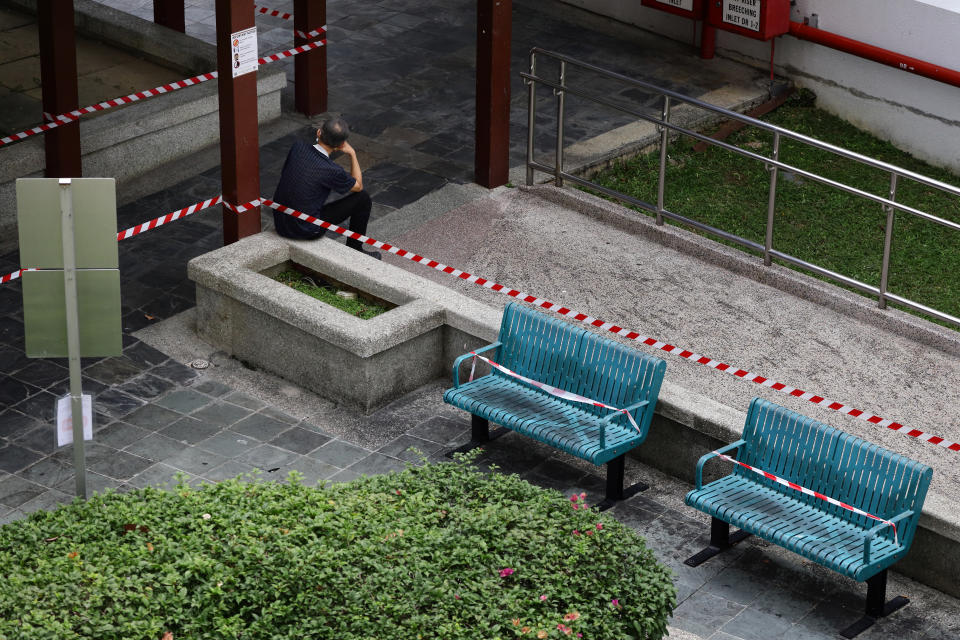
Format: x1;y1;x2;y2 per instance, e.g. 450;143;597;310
451;342;502;388
596;399;650;449
862;509;916;564
695;440;746;490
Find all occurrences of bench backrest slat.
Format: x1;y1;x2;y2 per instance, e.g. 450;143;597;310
739;399;839;502
740;399;931;545
498;303;586;388
827;433;932;547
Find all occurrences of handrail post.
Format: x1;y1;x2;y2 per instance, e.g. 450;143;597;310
764;132;781;266
878;172;899;309
554;60;566;187
526;51;537;186
656;96;671;226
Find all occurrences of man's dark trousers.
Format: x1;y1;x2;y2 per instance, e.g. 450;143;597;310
319;191;372;249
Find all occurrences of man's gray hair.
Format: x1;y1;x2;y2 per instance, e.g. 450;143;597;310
318;117;350;148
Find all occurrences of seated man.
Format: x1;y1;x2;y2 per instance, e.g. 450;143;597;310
272;117;380;259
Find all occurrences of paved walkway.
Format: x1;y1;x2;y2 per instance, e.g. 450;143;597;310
2;1;959;639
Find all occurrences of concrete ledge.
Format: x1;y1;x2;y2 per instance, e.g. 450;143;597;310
0;0;285;251
189;232;499;413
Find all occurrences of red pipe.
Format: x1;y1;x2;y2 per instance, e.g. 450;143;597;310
788;21;960;89
700;23;716;59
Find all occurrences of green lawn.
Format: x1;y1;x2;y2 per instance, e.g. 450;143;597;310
587;90;960;327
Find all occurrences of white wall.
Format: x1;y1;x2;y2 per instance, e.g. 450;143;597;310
558;0;960;174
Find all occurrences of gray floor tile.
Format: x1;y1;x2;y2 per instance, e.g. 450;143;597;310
53;470;122;497
376;433;443;463
719;605;796;640
123;432;190;462
124;403;183;430
18;488;72;514
160;416;222;444
348;452;408;476
190;401;252;427
406;415;470;445
0;508;25;525
701;566;767;606
283;456;340;486
203;459;259;482
0;443;43;473
85;444;155;480
127;462;195;489
223;391;266;410
94;421;151;449
307;439;371;468
0;474;46;508
231;413;293;441
191;379;233;397
327;467;363;484
196;430;261;458
238;444;299;470
269;426;331;455
162;447;227;476
258;406;298;424
155;388;213;414
673;591;747;638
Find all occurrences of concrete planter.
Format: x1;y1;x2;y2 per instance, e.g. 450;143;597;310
188;233;500;413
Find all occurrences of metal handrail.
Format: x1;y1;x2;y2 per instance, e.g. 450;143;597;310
524;48;960;329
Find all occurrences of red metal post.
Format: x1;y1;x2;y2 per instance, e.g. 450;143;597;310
216;0;261;244
475;0;512;188
153;0;186;33
37;0;81;178
294;0;327;116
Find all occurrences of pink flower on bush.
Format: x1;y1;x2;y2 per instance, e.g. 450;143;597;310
611;598;620;608
540;594;547;601
557;623;572;635
563;612;580;622
572;504;579;510
586;530;594;536
573;529;580;536
570;494;578;503
596;523;603;531
499;568;515;578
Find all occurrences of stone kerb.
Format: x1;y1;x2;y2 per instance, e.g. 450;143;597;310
0;0;285;251
188;232;499;413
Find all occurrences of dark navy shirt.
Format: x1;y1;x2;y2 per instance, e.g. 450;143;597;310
272;141;357;238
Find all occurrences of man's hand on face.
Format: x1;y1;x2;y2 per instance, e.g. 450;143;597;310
340;141;356;157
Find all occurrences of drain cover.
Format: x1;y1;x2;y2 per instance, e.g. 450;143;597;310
190;359;210;370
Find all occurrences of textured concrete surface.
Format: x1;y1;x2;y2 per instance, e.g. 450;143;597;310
379;183;960;592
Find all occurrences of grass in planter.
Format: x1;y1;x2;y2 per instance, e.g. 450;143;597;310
587;89;960;326
0;452;676;640
275;269;388;320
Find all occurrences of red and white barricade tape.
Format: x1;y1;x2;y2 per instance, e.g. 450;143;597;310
257;39;325;65
467;352;642;433
1;268;37;284
1;35;325;149
263;197;959;454
254;4;293;20
0;72;218;148
712;451;898;543
117;196;224;240
295;26;326;40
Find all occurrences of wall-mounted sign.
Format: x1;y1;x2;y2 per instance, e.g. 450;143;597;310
708;0;790;41
722;0;761;32
641;0;702;19
656;0;694;10
231;26;259;78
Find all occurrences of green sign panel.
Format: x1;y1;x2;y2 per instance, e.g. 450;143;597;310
17;178;122;358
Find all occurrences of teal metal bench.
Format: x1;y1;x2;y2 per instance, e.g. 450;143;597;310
685;398;932;638
444;302;667;508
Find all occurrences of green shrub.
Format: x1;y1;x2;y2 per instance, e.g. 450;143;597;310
0;455;676;639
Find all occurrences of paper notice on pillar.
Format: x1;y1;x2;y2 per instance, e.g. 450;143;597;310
56;394;93;448
231;26;259;78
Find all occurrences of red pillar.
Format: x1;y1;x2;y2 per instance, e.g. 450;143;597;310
294;0;327;116
216;0;261;244
153;0;186;33
475;0;512;188
37;0;81;178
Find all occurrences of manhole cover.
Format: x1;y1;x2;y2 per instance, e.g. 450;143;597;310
190;359;210;370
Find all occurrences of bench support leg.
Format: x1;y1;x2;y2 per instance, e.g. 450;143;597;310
683;518;751;567
597;455;649;512
446;414;509;457
839;570;909;638
471;414;489;443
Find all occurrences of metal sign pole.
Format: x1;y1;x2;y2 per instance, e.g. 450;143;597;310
59;178;86;499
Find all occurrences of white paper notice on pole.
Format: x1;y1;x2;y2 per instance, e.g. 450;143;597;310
56;394;93;448
722;0;761;31
231;26;259;78
656;0;694;11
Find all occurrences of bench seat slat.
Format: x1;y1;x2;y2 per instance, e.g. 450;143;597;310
688;475;901;580
444;375;642;465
